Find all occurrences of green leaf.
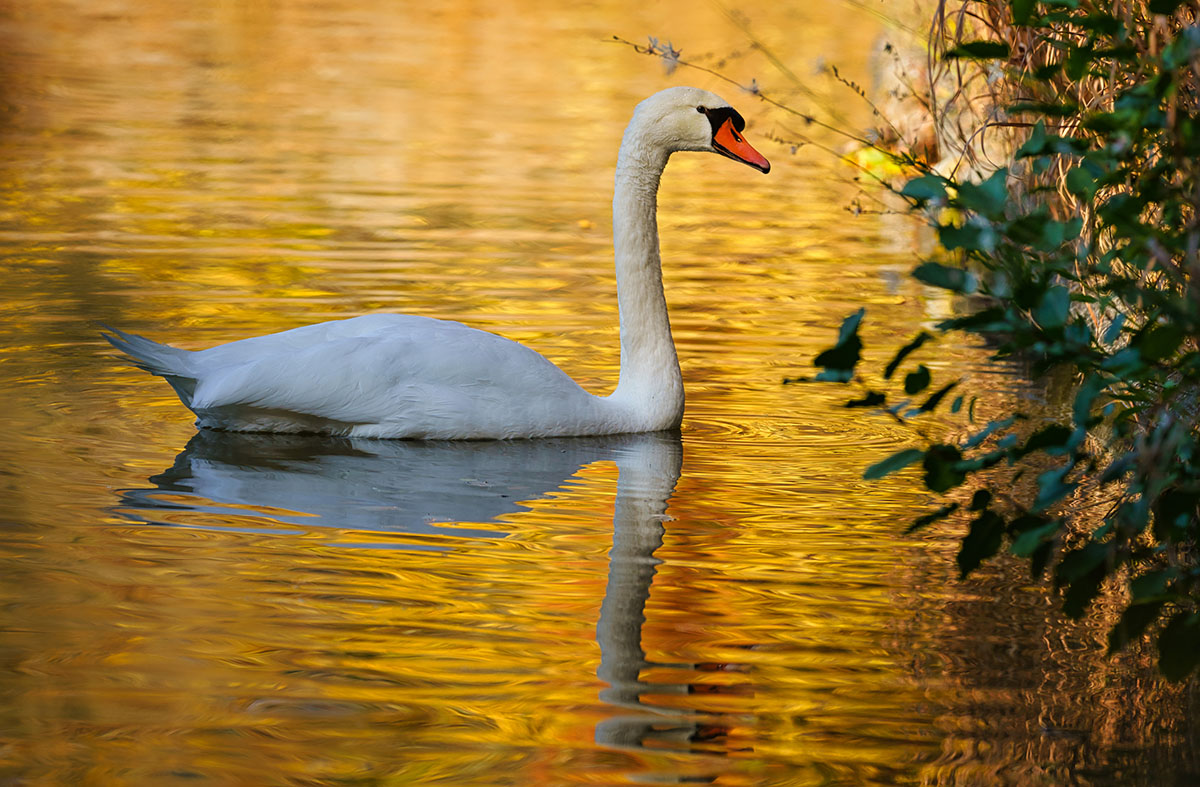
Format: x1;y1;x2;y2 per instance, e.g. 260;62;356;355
1136;322;1185;362
957;510;1005;577
1107;601;1165;655
945;41;1011;60
814;308;865;381
905;503;959;534
904;364;931;394
919;381;959;412
1035;285;1071;330
1149;0;1185;13
1102;313;1126;344
1158;612;1200;681
1073;374;1105;426
900;175;947;203
883;331;931;379
1065;166;1098;200
846;391;887;408
923;444;967;492
1034;465;1078;510
1008;100;1080;117
1020;423;1073;456
913;261;976;293
1063;564;1106;618
1012;0;1037;25
955;169;1009;217
1056;541;1108;584
1030;541;1053;579
938;220;997;253
864;448;925;480
964;416;1016;449
1131;568;1177;601
1153;487;1200;540
1162;24;1200;70
1065;44;1094;81
1010;521;1061;557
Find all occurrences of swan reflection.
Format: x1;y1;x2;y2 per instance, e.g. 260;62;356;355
117;430;741;773
118;430;677;541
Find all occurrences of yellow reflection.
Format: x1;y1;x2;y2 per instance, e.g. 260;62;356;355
0;0;1193;785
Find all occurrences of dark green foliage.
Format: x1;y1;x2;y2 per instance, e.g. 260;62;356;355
864;448;924;480
813;308;864;382
904;365;931;394
801;0;1200;680
945;41;1012;59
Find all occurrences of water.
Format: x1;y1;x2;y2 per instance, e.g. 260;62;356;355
1;0;1196;784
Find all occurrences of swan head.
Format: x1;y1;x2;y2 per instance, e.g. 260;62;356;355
628;86;770;174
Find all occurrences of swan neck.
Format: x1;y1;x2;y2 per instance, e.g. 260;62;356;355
610;137;682;425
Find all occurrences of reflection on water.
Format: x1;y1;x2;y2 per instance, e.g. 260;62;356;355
1;0;1197;784
123;430;704;771
118;431;663;542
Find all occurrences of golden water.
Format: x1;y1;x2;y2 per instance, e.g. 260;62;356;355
0;0;1195;784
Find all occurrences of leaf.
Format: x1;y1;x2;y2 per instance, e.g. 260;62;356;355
1102;313;1126;344
1010;521;1061;557
1073;374;1105;426
919;381;959;413
1063;564;1107;618
1107;601;1165;655
905;503;959;534
957;510;1005;578
938;220;997;253
963;416;1016;449
1163;26;1200;70
1008;100;1080;117
1034;465;1078;510
1012;0;1037;25
1158;612;1200;681
923;444;966;492
1020;423;1073;456
913;261;976;293
814;308;865;381
1131;568;1177;601
1065;44;1095;81
904;364;931;395
1030;541;1053;579
884;331;931;379
1056;541;1108;584
1136;322;1185;362
1149;0;1185;13
1065;166;1098;200
900;174;947;203
1153;487;1200;540
945;41;1011;60
955;168;1009;217
846;391;887;408
1035;285;1071;330
864;448;925;480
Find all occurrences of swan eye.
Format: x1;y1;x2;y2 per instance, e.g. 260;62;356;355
696;106;706;113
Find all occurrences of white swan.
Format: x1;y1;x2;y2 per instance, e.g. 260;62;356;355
104;87;770;439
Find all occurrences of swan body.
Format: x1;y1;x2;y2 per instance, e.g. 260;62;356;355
104;87;770;439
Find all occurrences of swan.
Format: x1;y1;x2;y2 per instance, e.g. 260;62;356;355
103;86;770;439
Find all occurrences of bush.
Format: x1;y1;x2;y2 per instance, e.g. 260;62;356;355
813;0;1200;679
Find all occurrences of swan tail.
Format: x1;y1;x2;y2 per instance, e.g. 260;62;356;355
101;325;198;407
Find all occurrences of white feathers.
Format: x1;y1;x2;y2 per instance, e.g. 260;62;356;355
105;87;754;440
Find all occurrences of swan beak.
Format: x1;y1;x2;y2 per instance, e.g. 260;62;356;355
713;119;770;173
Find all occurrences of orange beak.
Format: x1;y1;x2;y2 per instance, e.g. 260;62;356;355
713;118;770;173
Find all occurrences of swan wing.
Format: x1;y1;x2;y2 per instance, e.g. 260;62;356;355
186;314;602;437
